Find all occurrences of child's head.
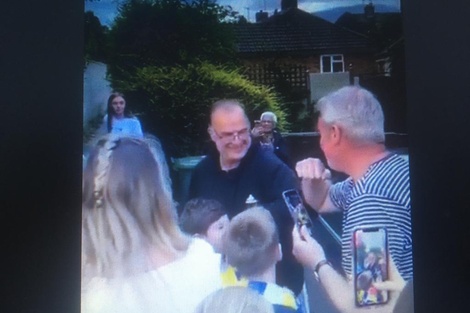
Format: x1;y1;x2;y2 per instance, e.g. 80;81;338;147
356;270;373;291
195;287;274;313
222;207;281;277
179;198;229;252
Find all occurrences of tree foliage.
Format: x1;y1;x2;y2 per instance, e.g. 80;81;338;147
103;0;287;156
107;0;240;80
84;11;109;62
119;61;289;157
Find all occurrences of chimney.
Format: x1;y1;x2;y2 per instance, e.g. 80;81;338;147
256;10;269;23
281;0;298;11
364;2;375;19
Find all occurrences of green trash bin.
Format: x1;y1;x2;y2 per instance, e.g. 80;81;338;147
171;155;206;206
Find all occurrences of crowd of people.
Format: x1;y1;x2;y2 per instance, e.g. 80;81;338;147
81;86;414;313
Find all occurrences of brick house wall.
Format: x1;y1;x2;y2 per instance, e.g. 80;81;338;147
238;54;377;90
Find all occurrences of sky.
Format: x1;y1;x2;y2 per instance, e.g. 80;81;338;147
85;0;401;27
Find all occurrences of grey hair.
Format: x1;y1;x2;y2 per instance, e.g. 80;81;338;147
260;111;277;124
315;86;385;143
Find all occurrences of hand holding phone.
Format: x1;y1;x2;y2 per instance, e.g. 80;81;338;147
291;223;326;270
353;227;389;307
282;189;314;237
251;120;263;137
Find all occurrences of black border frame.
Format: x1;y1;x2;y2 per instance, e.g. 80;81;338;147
2;1;470;312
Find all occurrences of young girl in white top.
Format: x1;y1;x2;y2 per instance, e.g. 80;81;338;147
104;92;143;137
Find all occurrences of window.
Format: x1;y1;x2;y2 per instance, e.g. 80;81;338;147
321;54;345;73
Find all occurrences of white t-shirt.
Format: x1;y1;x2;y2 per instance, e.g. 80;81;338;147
96;115;143;138
81;239;222;313
110;117;143;137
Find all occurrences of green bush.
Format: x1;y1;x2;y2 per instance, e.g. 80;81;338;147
120;61;289;157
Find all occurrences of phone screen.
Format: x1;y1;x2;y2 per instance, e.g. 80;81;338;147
282;189;314;236
353;227;389;307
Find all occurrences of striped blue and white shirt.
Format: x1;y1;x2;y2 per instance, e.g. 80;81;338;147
330;153;413;281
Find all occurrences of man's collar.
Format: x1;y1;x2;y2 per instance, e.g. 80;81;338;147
209;143;258;172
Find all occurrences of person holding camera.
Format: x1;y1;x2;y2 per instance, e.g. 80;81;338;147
293;86;412;312
251;111;291;167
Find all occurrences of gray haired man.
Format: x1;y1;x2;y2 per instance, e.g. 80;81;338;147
293;86;412;312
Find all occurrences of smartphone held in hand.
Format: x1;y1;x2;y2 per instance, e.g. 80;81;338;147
353;227;389;307
282;189;314;237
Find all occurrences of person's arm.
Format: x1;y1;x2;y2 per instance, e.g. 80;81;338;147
134;118;143;137
292;226;405;313
295;158;339;214
251;123;263;138
292;225;354;312
257;159;299;223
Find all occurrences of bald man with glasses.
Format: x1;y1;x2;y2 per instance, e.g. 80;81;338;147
189;99;304;296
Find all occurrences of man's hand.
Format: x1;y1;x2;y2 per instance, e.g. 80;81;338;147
295;158;331;180
251;125;263;137
292;225;326;271
373;256;406;292
295;158;334;212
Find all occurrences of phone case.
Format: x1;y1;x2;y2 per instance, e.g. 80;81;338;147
282;189;314;236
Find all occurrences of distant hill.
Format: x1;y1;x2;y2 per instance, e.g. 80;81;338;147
312;4;400;23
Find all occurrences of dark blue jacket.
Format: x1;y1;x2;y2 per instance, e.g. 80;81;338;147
189;143;304;295
255;129;292;168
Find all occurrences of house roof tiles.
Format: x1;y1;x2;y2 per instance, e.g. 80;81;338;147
232;8;375;57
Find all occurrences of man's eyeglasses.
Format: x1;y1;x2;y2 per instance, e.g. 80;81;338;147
211;127;250;142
